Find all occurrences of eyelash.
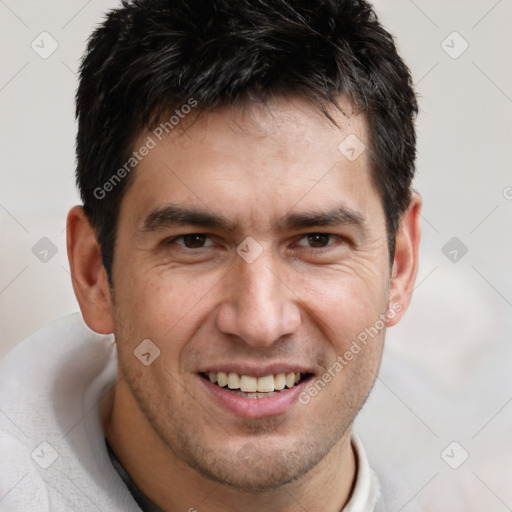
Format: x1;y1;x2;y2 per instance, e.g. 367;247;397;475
163;233;345;250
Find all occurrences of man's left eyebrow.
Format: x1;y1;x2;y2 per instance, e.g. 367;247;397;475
279;206;367;231
140;205;236;232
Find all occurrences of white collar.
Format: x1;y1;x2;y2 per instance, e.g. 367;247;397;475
343;434;381;512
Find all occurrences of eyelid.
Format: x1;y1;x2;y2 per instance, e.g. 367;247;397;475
294;233;345;247
164;233;215;247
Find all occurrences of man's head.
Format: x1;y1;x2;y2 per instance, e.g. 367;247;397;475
75;0;417;282
67;0;421;499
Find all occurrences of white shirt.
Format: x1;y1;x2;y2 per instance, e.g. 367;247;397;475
0;313;382;511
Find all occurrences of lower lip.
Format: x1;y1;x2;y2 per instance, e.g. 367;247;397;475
199;375;310;419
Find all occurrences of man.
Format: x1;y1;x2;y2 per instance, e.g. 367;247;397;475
0;0;421;510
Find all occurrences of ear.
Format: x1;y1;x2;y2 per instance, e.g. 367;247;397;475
386;192;422;327
66;205;114;334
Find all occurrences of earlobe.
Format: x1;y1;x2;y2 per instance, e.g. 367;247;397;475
386;192;422;327
66;205;114;334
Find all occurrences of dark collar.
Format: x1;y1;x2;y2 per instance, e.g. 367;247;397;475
105;438;164;512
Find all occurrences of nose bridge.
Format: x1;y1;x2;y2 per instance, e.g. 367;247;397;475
216;248;301;346
242;256;282;317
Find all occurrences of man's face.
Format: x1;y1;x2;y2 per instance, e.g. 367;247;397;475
110;96;392;490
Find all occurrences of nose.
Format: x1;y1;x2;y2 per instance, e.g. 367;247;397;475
215;251;301;347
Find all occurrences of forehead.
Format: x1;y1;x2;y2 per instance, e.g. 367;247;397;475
118;96;382;231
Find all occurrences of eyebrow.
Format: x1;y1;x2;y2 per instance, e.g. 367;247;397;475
141;205;236;232
140;204;367;234
282;207;366;231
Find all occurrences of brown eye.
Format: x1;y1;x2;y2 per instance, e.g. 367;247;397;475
167;234;214;248
297;233;336;248
182;234;207;248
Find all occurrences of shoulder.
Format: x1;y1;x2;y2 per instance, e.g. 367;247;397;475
0;314;138;511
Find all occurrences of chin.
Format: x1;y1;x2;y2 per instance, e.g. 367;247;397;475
173;432;329;492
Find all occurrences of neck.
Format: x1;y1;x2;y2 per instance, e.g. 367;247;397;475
103;381;356;512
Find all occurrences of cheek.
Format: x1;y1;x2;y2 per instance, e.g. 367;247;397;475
112;268;222;361
117;266;204;320
302;276;387;406
299;269;389;342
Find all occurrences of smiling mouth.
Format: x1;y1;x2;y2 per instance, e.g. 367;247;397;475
200;371;314;399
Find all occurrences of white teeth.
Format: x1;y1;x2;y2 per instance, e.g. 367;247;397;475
206;371;306;392
257;375;274;393
274;373;286;390
228;372;240;389
240;375;257;392
217;372;228;387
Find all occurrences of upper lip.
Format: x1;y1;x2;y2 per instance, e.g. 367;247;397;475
198;364;315;378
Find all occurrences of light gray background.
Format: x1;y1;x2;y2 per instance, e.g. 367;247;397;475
1;1;511;510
